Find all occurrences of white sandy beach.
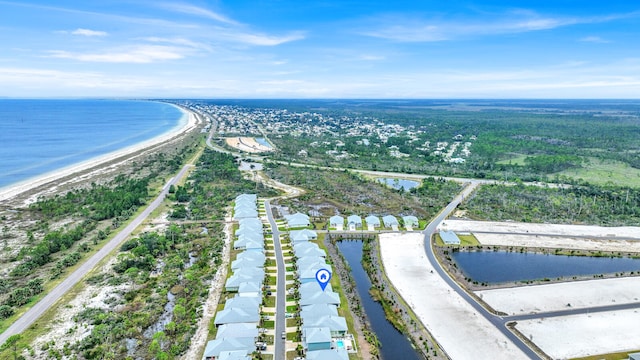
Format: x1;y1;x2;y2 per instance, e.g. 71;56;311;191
0;103;199;203
478;277;640;315
379;232;529;360
515;309;640;359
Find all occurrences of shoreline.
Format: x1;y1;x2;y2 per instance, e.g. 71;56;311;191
0;102;199;203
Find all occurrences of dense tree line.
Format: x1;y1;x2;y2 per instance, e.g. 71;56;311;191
462;183;640;226
31;175;149;220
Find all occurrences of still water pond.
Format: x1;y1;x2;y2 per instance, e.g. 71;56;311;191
376;178;419;191
337;240;422;360
452;251;640;284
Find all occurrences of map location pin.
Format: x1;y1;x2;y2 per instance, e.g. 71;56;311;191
315;268;331;291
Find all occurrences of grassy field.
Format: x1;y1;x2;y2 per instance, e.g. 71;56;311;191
496;154;528;166
434;233;480;246
559;158;640;187
572;349;640;360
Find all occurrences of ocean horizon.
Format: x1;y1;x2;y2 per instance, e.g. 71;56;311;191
0;99;185;191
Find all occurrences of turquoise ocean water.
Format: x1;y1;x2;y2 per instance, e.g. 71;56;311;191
0;100;185;190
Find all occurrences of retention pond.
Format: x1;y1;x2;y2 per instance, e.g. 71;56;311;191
452;250;640;284
337;240;422;360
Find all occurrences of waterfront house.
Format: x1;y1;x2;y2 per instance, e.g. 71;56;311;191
440;230;461;245
290;229;318;242
301;315;348;336
305;349;349;360
300;303;339;318
302;327;332;352
300;289;341;306
217;350;252;360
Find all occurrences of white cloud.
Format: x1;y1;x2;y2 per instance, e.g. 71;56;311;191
580;36;610;43
223;31;306;46
159;3;238;25
142;37;213;51
47;45;184;63
71;28;108;37
362;10;638;42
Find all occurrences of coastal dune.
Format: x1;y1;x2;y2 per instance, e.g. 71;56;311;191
0;104;199;204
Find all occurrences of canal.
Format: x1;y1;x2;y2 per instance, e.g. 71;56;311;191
337;240;422;360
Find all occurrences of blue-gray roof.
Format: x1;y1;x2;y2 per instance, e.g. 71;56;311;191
347;215;362;225
329;215;344;226
440;230;461;245
365;215;381;226
203;338;255;359
382;215;399;226
306;349;349;360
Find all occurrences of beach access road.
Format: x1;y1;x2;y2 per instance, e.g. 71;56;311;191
0;164;193;346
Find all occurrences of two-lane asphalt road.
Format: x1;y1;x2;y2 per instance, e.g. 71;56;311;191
0;164;193;346
264;200;286;360
421;181;542;360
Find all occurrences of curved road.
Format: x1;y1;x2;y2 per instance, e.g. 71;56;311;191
421;181;542;360
0;165;193;346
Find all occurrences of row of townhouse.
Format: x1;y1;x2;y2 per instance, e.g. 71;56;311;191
204;194;265;360
329;214;419;231
290;229;351;360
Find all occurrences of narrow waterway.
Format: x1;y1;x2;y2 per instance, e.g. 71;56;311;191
337;240;422;360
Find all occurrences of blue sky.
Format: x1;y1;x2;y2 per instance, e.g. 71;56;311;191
1;0;639;98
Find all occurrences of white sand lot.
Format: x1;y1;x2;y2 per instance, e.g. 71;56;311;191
379;233;529;360
515;309;640;359
444;220;640;252
478;277;640;315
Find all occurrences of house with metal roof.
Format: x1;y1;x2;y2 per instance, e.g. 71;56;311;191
285;212;311;228
238;218;263;229
224;296;261;310
402;215;419;229
302;327;332;352
305;349;349;360
237;281;261;298
203;338;255;360
300;289;341;306
235;193;257;203
215;323;259;340
302;315;348;336
329;215;344;228
297;256;329;273
233;238;264;251
236;251;266;264
382;215;399;227
231;257;264;270
440;230;461;245
347;215;362;228
235;227;263;237
217;350;252;360
290;229;318;242
233;207;258;220
294;242;326;258
214;307;260;326
300;281;333;296
300;303;339;318
628;353;640;360
299;264;333;284
365;215;381;228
